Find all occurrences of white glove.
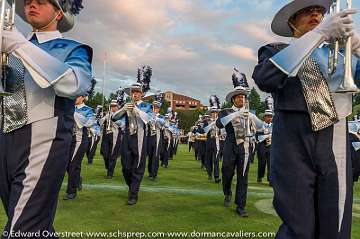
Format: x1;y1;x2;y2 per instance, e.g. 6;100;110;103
352;31;360;58
3;28;28;53
122;103;134;111
314;9;356;41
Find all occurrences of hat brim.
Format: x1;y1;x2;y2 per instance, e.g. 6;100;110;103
124;86;143;96
10;0;74;33
271;0;331;37
225;88;249;102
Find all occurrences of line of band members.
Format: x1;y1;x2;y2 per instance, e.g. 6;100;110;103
188;111;360;215
62;98;360;207
64;99;181;203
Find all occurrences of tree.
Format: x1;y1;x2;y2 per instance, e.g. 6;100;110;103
160;101;170;115
87;92;106;109
248;87;262;115
177;108;206;133
221;101;232;109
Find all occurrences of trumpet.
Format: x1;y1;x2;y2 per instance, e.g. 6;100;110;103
0;0;15;96
328;0;359;93
106;104;112;134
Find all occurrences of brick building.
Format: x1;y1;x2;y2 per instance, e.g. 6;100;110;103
144;91;205;111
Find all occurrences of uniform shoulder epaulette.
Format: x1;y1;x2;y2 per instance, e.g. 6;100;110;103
267;42;289;51
53;38;93;63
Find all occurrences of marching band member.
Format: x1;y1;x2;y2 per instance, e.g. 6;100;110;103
195;117;207;170
255;111;273;183
86;105;103;165
192;117;202;161
160;113;173;168
112;67;153;205
349;117;360;183
188;127;196;153
0;0;92;235
147;92;166;181
87;105;103;164
256;103;273;184
253;0;359;237
64;80;100;200
216;71;262;217
204;95;221;183
100;99;124;179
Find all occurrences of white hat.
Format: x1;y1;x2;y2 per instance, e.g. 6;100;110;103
110;100;118;107
225;70;250;102
10;0;84;33
264;110;274;116
124;83;143;96
271;0;331;37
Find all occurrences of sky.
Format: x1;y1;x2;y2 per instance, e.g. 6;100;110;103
17;0;360;105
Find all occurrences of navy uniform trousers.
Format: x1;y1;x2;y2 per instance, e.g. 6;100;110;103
349;133;360;182
160;132;170;168
121;130;147;198
256;141;270;182
205;137;220;179
147;134;161;178
86;135;100;164
222;138;249;209
101;130;122;177
108;131;122;177
194;140;199;161
271;112;352;239
198;140;206;168
0;116;73;238
66;128;89;195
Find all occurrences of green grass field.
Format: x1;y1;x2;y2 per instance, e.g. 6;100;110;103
0;144;359;238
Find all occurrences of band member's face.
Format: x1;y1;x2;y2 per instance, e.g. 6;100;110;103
75;96;84;105
289;6;324;38
153;106;160;113
264;115;273;124
233;94;245;108
132;90;143;102
110;105;118;112
24;0;64;30
211;111;218;119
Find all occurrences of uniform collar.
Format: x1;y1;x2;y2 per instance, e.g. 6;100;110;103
27;31;63;44
75;103;85;109
232;105;244;112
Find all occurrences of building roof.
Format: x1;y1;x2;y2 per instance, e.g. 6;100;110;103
165;91;200;102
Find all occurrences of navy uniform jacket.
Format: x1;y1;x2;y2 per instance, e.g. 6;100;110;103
252;43;308;113
252;43;360;113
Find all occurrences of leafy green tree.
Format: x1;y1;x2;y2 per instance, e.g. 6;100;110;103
87;92;107;109
248;87;261;115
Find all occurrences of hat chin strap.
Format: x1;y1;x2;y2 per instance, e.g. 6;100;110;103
288;21;304;37
35;12;61;32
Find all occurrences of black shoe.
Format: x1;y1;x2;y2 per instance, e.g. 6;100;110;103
104;175;113;179
78;177;83;191
63;193;76;200
257;178;262;183
215;178;221;183
224;195;231;207
128;195;138;205
236;207;248;217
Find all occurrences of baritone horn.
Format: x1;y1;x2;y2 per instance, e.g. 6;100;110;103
0;0;15;96
328;0;360;93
